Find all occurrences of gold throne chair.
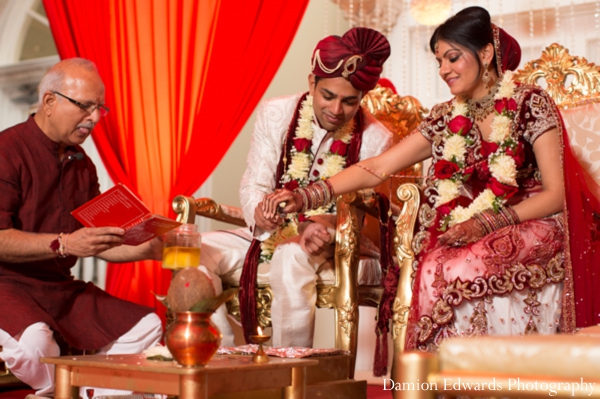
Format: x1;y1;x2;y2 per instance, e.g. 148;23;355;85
390;43;600;398
171;86;427;376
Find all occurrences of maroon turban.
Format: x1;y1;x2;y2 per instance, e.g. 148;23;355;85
311;27;391;91
492;24;521;76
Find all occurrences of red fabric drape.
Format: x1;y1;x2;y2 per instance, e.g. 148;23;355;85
43;0;308;322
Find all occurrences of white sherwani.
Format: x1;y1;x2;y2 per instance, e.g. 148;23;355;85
201;92;392;347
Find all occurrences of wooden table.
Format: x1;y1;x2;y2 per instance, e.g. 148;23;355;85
41;354;318;399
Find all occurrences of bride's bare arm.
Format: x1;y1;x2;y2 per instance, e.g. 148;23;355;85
329;131;432;194
263;131;431;216
510;128;564;221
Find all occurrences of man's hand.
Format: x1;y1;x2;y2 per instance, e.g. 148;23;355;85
299;222;332;256
146;236;165;261
254;200;283;231
66;227;126;257
262;189;303;219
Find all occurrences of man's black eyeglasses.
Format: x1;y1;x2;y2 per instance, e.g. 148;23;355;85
53;91;109;117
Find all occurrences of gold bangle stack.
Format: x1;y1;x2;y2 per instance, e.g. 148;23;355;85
472;206;520;235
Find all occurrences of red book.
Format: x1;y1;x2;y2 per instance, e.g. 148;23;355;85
71;183;181;245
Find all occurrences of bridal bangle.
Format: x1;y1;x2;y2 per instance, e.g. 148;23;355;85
472;206;521;235
293;180;335;212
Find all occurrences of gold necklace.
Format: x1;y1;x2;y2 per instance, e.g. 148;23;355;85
467;83;499;122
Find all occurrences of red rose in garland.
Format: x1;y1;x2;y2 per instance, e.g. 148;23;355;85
494;98;518;115
481;140;500;158
506;142;525;167
488;178;519;199
437;199;457;216
448;115;473;136
330;140;349;156
293;138;311;152
494;98;507;114
434;159;460;179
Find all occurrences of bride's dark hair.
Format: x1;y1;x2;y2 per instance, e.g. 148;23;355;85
429;6;494;77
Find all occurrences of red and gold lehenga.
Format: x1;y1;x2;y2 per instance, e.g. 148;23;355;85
407;84;566;351
405;25;600;351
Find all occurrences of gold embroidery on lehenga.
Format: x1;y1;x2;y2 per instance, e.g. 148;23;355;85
547;252;565;282
413;231;430;256
419;203;436;228
488;272;513;295
526;265;546;289
417;247;565;345
524;316;539;334
524;289;542;316
417;316;434;343
432;299;453;325
465;301;489;336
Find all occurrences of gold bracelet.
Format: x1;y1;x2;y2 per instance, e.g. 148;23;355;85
353;163;388;180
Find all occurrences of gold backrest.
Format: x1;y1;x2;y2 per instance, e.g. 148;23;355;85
362;85;429;140
361;85;427;181
360;85;428;246
515;43;600;183
514;43;600;109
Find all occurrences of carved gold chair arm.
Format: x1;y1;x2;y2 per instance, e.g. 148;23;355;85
172;195;246;227
392;183;421;354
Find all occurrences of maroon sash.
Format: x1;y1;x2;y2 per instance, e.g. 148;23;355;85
238;93;365;343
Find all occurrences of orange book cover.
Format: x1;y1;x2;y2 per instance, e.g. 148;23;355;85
71;183;181;245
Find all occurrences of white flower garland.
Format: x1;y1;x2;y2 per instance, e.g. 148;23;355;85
260;95;355;262
436;71;519;229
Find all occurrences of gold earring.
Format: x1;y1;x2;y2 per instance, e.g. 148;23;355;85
482;62;490;90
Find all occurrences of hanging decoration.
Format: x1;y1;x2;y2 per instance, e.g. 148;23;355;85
409;0;452;27
332;0;402;34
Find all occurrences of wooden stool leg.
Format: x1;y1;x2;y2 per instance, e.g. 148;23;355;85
391;352;437;399
180;374;206;399
284;366;306;399
54;365;74;399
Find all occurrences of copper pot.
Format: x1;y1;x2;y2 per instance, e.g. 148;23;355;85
165;311;221;367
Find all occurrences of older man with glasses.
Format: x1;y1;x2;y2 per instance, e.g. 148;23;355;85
0;58;163;399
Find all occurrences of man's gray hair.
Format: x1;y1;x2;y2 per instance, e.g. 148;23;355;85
37;58;99;103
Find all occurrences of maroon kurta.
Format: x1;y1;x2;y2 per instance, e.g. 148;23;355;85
0;116;153;350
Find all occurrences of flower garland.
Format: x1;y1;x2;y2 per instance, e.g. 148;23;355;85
260;95;355;262
434;71;524;230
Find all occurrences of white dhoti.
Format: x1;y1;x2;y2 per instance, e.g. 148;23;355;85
201;228;328;348
200;228;381;348
0;313;162;398
269;240;327;347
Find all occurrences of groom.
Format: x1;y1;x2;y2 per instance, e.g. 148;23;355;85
199;27;393;347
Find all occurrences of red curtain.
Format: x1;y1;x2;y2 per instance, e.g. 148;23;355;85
43;0;308;322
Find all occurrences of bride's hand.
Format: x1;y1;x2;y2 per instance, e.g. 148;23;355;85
438;218;486;247
262;189;303;219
